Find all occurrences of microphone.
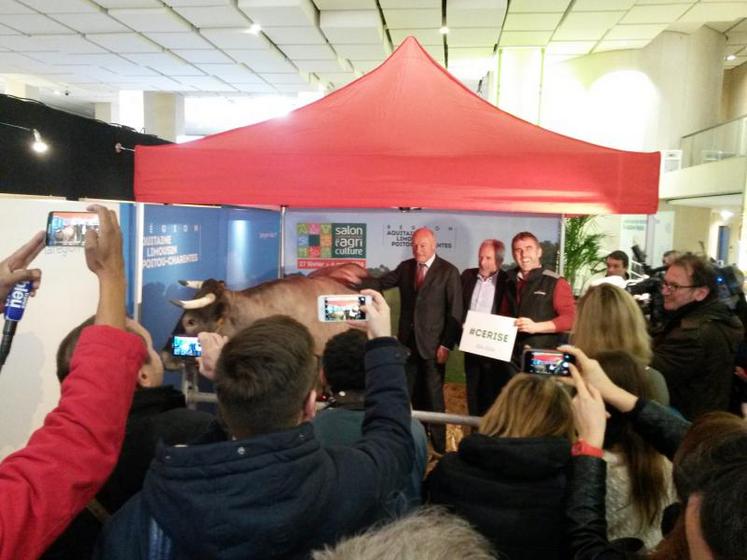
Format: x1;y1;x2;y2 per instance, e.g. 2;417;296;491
0;280;32;369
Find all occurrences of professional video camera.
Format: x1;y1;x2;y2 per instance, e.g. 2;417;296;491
625;245;666;330
625;244;746;330
714;264;746;311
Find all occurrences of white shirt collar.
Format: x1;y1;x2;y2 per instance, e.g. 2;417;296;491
421;253;436;269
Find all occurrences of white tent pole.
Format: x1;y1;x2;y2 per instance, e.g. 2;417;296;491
133;202;145;322
279;205;287;279
558;213;566;276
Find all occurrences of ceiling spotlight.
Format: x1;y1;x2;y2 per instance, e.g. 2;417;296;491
439;26;449;35
726;54;737;61
31;129;48;154
53;89;62;96
246;23;261;35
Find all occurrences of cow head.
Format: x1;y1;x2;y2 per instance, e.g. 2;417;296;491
170;278;229;335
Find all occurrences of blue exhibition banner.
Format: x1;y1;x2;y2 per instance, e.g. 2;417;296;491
140;205;280;354
284;209;561;275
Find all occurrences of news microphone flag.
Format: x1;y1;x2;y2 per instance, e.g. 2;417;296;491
1;280;32;369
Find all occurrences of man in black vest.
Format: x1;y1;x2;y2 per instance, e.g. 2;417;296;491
500;231;575;368
460;239;511;416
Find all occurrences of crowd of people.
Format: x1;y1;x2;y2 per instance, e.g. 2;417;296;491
0;217;745;559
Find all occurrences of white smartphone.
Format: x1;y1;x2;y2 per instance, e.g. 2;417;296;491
317;294;372;322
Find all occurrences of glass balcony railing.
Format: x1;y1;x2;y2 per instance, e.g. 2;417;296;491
680;115;747;168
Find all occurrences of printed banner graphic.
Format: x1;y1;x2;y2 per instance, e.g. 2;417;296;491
459;311;518;362
142;222;201;269
297;222;366;269
285;210;561;275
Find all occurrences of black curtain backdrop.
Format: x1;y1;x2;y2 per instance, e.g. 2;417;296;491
0;94;170;201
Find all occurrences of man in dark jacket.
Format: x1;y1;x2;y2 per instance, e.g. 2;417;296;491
43;317;213;560
500;231;575;367
359;227;462;453
96;290;414;560
651;253;743;419
461;239;511;415
313;328;428;512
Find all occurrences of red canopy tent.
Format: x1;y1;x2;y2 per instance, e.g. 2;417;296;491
134;37;659;215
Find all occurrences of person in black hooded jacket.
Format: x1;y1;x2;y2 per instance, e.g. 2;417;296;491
43;317;213;560
95;290;414;560
426;372;576;560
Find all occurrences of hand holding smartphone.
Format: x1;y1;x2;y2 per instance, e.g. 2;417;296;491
46;211;100;247
317;294;372;322
522;348;575;376
171;335;202;357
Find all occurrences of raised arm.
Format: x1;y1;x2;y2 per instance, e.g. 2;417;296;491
344;290;414;501
0;205;146;560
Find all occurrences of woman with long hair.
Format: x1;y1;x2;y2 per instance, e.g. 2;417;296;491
427;374;575;560
563;345;747;560
572;283;669;405
595;351;674;550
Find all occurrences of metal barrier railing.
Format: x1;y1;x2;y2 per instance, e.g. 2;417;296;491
186;384;481;427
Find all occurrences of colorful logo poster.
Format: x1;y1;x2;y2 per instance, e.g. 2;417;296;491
297;222;366;269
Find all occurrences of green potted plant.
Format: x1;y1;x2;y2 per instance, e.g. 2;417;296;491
563;215;605;293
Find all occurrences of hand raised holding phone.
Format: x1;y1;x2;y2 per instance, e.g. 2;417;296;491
317;294;372;322
347;289;391;340
45;211;100;247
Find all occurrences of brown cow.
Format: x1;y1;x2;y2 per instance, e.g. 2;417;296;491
166;264;369;364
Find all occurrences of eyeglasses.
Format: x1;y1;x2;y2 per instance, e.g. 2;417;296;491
661;280;700;292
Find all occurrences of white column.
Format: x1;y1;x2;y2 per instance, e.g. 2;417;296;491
118;90;145;132
94;102;119;125
143;92;185;142
497;48;543;123
4;78;40;101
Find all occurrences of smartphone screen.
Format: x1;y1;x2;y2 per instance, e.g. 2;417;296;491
171;335;202;357
318;295;370;322
522;349;574;376
46;211;100;247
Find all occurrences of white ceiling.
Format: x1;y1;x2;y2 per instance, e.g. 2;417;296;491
0;0;746;114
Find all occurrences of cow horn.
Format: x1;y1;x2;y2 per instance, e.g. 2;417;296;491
178;280;204;289
170;293;216;309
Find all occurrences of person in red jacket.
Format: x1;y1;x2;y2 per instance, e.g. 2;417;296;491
0;205;146;560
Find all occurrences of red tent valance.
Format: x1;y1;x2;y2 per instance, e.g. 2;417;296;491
134;37;659;215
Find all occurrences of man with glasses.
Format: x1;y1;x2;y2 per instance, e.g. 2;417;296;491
651;253;743;419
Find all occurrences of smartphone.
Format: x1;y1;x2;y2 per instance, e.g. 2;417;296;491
171;335;202;357
46;211;100;247
522;349;575;376
317;294;372;322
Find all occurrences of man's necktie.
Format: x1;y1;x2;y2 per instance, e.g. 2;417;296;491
415;263;427;289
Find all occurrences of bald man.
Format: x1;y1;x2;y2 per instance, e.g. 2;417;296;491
360;227;462;454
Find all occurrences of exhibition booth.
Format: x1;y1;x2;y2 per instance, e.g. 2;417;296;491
0;38;661;456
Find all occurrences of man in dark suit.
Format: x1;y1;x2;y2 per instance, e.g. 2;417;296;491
461;239;512;417
361;227;462;453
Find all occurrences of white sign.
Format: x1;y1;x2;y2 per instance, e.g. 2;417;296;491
459;311;518;362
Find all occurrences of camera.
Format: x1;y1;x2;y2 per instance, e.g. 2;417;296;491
317;294;371;322
45;211;100;247
521;349;574;376
626;245;666;331
171;335;202;357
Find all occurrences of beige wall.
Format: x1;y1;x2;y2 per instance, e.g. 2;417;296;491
658;201;713;255
539;27;725;152
721;62;747;122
